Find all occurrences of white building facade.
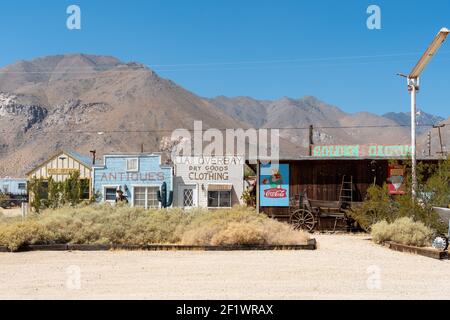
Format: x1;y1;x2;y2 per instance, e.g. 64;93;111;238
173;156;245;209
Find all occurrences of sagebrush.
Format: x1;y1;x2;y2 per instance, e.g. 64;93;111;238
371;217;433;247
0;205;309;250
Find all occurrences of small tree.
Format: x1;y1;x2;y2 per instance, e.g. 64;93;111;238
0;192;9;208
28;177;47;213
63;171;82;206
47;177;63;209
349;157;449;234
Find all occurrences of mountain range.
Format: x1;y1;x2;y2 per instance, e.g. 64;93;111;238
0;54;447;176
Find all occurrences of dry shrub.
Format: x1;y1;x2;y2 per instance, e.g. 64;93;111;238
210;222;266;245
0;205;310;250
0;220;53;251
371;217;433;247
181;206;309;246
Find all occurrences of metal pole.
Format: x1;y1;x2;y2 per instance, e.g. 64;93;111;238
256;160;260;213
410;79;417;199
308;125;314;156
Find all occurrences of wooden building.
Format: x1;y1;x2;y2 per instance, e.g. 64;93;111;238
26;150;93;200
253;144;441;229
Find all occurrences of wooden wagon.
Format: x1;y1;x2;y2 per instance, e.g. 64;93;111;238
288;192;359;232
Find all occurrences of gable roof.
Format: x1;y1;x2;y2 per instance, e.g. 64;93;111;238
26;149;93;176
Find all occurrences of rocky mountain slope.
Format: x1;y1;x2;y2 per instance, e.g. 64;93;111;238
0;54;250;175
0;54;446;176
208;96;412;147
383;110;444;135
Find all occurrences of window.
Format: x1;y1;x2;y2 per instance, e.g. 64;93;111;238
208;191;231;208
126;158;139;172
133;187;159;209
40;181;49;200
183;189;194;207
105;187;117;201
18;183;26;190
80;179;90;200
2;185;8;193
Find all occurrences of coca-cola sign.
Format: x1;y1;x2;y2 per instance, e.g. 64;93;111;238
264;188;287;198
260;164;290;207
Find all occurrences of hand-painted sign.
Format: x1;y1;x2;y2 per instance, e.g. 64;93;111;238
313;145;413;158
260;164;289;207
175;156;245;183
100;172;165;182
47;168;78;175
388;165;406;195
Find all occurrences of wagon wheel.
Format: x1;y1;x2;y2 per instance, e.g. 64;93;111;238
290;209;316;231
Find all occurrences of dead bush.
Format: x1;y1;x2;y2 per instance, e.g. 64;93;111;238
371;217;433;247
0;205;310;250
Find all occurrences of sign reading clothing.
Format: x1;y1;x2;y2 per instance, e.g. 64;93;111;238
260;164;289;207
176;156;245;183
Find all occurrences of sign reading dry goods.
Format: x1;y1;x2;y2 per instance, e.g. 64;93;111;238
175;156;245;183
259;164;289;207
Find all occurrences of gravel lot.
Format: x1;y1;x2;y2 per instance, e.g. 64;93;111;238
0;234;449;300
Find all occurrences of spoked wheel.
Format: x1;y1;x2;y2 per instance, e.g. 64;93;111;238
432;234;449;251
290;209;316;231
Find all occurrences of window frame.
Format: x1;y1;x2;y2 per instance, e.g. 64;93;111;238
126;158;139;172
207;190;232;208
132;185;161;209
103;185;120;202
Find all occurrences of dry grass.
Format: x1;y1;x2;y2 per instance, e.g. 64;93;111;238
371;217;433;247
0;205;309;250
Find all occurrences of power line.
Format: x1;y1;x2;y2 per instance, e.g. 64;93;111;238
1;50;450;74
0;123;448;134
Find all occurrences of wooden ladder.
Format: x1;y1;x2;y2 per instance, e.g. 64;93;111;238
339;175;353;204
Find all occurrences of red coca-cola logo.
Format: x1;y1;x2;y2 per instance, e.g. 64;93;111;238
264;188;287;198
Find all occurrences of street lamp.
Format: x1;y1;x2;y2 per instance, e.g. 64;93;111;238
400;27;449;199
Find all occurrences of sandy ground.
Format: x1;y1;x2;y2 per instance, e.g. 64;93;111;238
0;234;449;300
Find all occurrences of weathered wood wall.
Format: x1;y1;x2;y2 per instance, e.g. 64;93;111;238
260;159;389;222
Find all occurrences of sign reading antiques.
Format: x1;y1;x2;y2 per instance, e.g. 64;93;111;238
99;172;165;182
312;145;413;158
259;163;290;207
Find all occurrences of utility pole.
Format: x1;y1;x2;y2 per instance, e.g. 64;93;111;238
308;125;314;156
427;131;431;156
433;124;446;156
90;150;96;165
398;27;449;199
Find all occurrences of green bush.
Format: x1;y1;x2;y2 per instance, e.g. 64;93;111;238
0;205;309;250
348;158;450;234
371;217;433;247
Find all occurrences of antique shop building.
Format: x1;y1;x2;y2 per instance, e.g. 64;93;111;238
173;156;245;209
92;153;173;208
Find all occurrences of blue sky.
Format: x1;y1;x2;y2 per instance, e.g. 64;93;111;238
0;0;449;117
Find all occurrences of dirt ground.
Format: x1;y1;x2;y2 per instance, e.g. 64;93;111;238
0;234;449;300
